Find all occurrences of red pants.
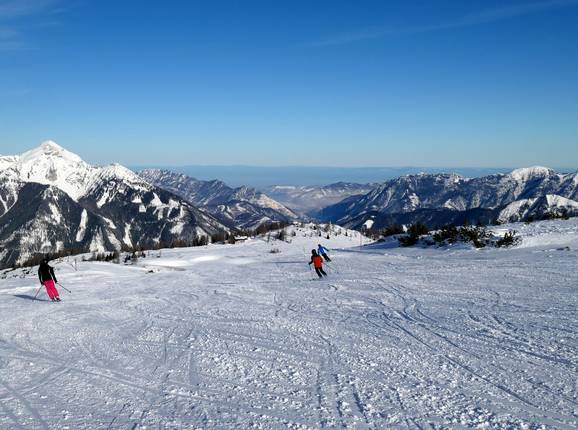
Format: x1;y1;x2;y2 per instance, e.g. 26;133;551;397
43;280;60;300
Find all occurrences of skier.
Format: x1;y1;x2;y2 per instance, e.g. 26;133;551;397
317;244;331;262
309;249;327;278
38;258;61;302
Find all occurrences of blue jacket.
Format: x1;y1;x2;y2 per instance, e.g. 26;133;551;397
318;245;329;255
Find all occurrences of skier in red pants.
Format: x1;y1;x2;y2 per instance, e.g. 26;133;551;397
38;258;61;302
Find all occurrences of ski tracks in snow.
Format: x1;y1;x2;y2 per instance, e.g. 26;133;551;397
0;233;577;428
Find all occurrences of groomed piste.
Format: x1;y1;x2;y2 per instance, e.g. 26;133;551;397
0;221;577;429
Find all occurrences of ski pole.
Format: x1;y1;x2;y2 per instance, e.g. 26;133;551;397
34;285;43;300
57;282;72;294
324;261;339;275
308;264;316;280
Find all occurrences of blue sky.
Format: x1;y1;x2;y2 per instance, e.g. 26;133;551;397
1;0;578;168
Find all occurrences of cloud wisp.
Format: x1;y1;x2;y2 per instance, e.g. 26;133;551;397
0;0;59;50
309;0;578;47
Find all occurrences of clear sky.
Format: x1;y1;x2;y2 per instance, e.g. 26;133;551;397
1;0;577;168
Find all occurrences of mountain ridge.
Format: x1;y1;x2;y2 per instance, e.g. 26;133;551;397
318;167;578;229
0;142;228;268
139;169;298;229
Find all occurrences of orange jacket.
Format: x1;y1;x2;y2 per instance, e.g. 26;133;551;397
310;255;323;268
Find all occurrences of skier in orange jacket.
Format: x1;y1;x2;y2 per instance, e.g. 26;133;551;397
309;249;327;278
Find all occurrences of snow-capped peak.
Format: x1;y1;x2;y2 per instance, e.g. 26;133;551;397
509;166;554;181
19;140;84;165
0;155;19;170
9;141;92;199
2;141;151;201
88;163;149;191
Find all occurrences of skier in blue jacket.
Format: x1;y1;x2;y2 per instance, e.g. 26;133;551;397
317;244;331;262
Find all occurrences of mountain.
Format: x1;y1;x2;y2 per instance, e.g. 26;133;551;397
0;142;227;268
498;194;578;223
139;169;298;230
0;182;112;265
319;167;578;229
133;165;514;188
264;182;376;215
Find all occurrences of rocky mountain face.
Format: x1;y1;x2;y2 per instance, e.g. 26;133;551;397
265;182;376;215
319;167;578;229
0;142;227;268
139;169;298;230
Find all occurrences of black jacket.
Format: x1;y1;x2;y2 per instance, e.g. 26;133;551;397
38;262;57;283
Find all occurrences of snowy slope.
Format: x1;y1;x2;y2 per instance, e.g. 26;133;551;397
0;155;19;171
498;194;578;222
0;220;576;429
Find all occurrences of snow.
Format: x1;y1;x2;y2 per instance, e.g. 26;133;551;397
498;194;578;222
76;209;89;242
0;155;19;170
95;190;111;208
106;231;122;250
100;215;117;230
9;141;93;200
544;194;578;207
170;222;185;235
47;203;62;223
0;221;577;429
1;142;152;203
149;193;163;207
509;166;554;181
88;229;105;252
253;194;297;218
491;218;578;249
407;192;420;209
123;223;133;247
499;198;536;220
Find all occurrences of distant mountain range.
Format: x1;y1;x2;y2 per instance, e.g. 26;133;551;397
318;167;578;229
2;142;577;268
139;169;298;230
133;165;518;188
0;142;227;268
264;183;376;216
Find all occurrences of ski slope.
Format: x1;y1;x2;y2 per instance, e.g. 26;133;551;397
0;222;577;429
